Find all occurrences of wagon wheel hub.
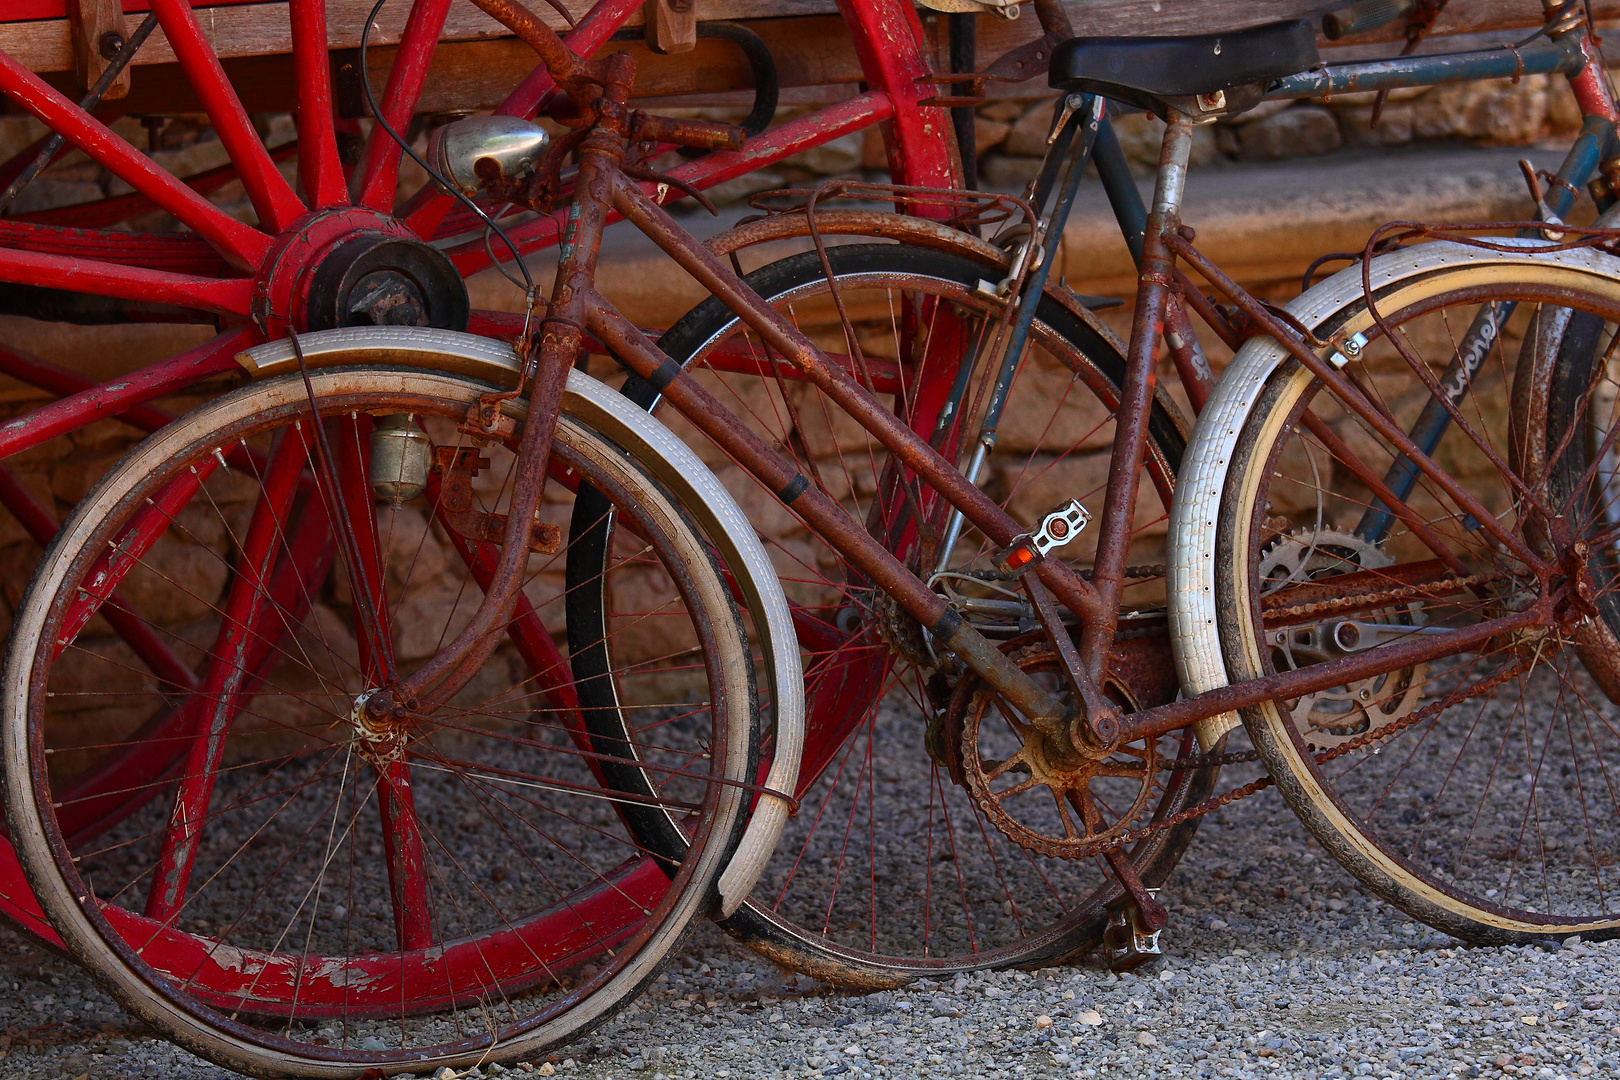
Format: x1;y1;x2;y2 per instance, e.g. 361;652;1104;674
252;207;470;337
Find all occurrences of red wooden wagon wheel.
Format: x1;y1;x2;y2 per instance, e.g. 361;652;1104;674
0;0;788;1035
0;0;959;1014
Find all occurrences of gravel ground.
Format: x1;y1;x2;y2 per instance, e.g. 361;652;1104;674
2;742;1619;1080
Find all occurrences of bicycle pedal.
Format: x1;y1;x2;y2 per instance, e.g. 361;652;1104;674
997;499;1090;574
1102;893;1164;972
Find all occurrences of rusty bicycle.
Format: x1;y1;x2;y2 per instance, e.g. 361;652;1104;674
10;0;1620;1075
585;0;1620;988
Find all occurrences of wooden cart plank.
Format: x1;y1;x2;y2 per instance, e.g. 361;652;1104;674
0;0;837;73
8;1;1620;76
7;1;1619;115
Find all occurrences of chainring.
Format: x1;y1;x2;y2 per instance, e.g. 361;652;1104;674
950;644;1159;860
1259;527;1427;752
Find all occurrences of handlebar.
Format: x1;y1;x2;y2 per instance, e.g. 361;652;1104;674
465;0;590;95
1322;0;1414;40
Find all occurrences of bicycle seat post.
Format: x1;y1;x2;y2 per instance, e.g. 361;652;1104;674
1081;110;1196;676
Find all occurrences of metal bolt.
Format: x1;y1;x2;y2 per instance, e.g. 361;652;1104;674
98;31;126;61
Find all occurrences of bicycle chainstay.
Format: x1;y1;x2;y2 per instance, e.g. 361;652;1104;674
1094;654;1527;859
982;567;1515;858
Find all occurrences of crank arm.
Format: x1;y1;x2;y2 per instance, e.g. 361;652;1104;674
1272;618;1451;663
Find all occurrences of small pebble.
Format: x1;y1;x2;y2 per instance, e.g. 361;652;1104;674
5;716;1620;1080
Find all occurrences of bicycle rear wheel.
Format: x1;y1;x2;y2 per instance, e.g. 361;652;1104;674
1208;242;1620;943
2;366;758;1077
575;242;1218;985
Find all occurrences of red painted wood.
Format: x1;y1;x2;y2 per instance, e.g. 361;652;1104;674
289;0;348;207
149;0;307;232
329;417;433;951
16;142;297;230
53;460;219;655
101;857;666;1017
355;0;453;211
0;49;271;268
0;342;177;434
834;0;955;192
55;504;337;847
5;2;263;19
143;432;308;922
0;834;58;949
0;330;250;460
0;217;227;274
0;466;198;694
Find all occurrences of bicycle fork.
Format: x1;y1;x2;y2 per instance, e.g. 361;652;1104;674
1356;111;1620;545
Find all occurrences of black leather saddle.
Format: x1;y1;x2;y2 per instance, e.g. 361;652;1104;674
1050;19;1320;117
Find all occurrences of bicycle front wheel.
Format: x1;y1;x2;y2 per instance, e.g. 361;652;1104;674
1;366;758;1078
1209;241;1620;943
576;242;1217;985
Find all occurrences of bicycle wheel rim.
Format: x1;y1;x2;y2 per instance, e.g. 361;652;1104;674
1217;268;1620;942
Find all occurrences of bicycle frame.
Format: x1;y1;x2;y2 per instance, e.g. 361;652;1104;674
376;0;1620;750
1051;3;1620;748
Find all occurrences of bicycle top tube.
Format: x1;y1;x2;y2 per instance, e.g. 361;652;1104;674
1269;35;1586;101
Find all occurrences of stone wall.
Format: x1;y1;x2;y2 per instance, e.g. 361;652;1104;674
0;66;1599;659
972;73;1586;187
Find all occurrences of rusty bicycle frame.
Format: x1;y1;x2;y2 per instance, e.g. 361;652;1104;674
366;0;1620;824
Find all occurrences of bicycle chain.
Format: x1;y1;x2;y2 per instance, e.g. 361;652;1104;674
1265;571;1500;622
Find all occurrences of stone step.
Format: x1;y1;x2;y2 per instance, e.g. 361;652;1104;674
1056;141;1574;300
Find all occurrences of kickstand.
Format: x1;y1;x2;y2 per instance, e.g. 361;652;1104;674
1101;848;1169;972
